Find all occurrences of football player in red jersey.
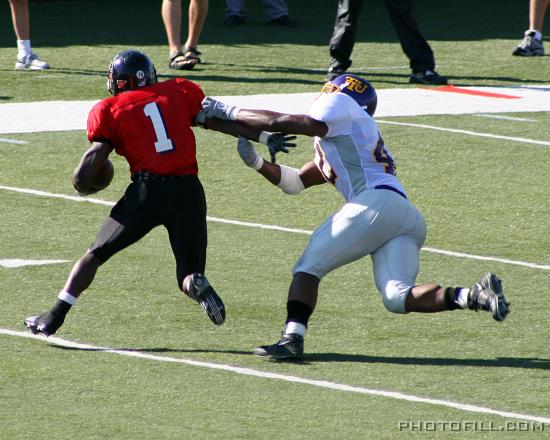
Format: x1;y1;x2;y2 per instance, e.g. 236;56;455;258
25;50;225;337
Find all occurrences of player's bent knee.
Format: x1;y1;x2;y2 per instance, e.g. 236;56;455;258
380;281;410;314
292;264;326;280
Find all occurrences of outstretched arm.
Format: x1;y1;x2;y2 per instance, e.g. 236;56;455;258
198;97;329;139
237;136;326;194
204;109;328;140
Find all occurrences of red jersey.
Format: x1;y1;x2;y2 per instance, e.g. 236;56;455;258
87;78;205;175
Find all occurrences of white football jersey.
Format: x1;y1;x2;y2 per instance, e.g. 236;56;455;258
308;92;406;202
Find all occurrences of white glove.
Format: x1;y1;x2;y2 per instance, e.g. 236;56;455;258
237;136;263;170
201;97;239;120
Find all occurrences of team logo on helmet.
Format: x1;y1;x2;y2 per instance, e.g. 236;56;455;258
136;70;146;86
341;76;368;93
321;73;377;116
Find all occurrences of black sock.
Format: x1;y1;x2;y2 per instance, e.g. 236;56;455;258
286;300;313;327
51;299;72;317
444;288;462;310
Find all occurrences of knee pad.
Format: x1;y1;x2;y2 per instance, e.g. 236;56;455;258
380;280;410;314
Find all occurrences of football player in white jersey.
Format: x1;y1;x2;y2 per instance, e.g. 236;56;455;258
198;74;510;360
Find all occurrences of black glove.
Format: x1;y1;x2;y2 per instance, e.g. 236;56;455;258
260;132;297;163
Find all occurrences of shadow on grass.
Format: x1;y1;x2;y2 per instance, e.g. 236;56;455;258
303;353;550;370
0;67;105;76
180;67;550;88
3;63;546;90
52;344;550;370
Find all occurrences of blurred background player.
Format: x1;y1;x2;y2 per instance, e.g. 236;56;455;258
9;0;49;70
513;0;549;56
224;0;295;26
162;0;208;70
198;74;509;360
25;50;225;337
326;0;446;85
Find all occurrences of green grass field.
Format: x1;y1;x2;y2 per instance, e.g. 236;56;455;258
1;1;549;439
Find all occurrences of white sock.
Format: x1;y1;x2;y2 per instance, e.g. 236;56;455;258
17;40;32;58
58;290;77;305
526;29;543;40
456;288;470;309
284;321;306;337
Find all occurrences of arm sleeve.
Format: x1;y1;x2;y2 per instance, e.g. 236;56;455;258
308;93;353;137
87;100;114;144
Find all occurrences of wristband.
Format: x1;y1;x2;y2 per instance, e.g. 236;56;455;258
259;131;272;145
228;106;240;121
252;155;264;171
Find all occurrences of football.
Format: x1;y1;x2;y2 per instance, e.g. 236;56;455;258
90;159;114;191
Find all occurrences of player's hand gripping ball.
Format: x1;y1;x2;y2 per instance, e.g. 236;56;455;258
90;159;114;191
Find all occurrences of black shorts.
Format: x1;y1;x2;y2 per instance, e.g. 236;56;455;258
90;172;207;287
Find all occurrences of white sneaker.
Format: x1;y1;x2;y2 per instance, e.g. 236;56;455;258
512;30;544;56
15;52;50;70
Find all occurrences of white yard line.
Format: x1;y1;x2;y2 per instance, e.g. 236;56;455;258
1;328;549;425
0;259;68;268
0;184;114;206
0;137;28;144
377;120;550;147
474;114;538;122
1;184;548;271
422;247;550;270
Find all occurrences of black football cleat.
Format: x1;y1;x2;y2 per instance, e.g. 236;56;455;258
185;273;225;325
409;69;448;85
24;311;64;337
468;272;510;322
254;333;304;360
325;58;352;81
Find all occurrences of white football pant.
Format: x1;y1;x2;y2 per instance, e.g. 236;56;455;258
293;188;426;313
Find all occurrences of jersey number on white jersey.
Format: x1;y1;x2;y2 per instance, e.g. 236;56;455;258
373;133;396;175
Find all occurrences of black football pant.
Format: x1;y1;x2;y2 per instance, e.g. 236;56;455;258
329;0;435;73
89;173;207;290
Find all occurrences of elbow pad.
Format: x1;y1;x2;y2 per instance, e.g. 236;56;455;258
277;165;305;195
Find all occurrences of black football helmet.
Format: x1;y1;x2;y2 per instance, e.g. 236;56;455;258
107;50;157;96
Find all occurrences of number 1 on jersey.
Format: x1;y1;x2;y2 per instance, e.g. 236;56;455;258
143;102;174;153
